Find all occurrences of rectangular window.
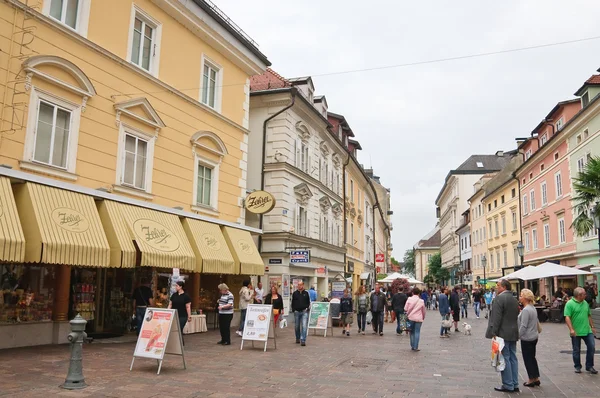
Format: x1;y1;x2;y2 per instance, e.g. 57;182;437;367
511;188;516;198
350;180;354;201
501;195;505;204
488;203;491;212
490;252;494;269
501;215;506;234
131;15;155;72
503;249;508;267
544;223;550;247
350;223;355;245
494;199;497;208
556;117;564;130
495;219;499;236
489;221;493;238
525;149;532;160
201;61;220;109
195;164;213;206
50;0;79;29
584;207;599;238
523;195;528;214
555;172;563;197
496;253;501;271
122;133;148;190
582;92;590;107
541;181;547;206
525;231;530;252
558;218;566;244
511;211;517;231
530;189;536;211
300;142;309;173
532;229;538;250
297;206;308;237
540;134;547;146
577;157;586;173
33;100;71;169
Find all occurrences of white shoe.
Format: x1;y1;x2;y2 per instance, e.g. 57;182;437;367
236;331;242;336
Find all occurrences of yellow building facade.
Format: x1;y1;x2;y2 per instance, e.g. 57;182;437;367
0;0;269;348
345;158;366;290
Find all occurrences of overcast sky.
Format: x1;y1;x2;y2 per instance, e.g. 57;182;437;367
220;0;600;258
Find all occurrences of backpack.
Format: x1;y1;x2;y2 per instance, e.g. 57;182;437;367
358;295;368;312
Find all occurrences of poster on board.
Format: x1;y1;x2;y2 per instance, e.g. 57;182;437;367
242;304;272;342
308;302;330;330
331;281;347;299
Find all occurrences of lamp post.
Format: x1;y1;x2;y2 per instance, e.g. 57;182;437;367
517;241;524;268
482;254;487;289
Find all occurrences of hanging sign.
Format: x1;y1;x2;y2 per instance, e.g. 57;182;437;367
376;253;385;263
244;191;276;214
290;250;310;263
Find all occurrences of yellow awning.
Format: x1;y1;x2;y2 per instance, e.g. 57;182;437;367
222;226;264;276
13;183;110;266
0;177;25;262
182;218;236;274
99;201;195;271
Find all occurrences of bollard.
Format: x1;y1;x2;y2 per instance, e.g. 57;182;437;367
61;314;88;390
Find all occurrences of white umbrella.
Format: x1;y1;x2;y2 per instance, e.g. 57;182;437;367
380;273;412;283
407;277;424;284
501;262;591;281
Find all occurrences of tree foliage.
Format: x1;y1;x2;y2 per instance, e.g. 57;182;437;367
572;156;600;236
425;252;448;285
402;249;415;277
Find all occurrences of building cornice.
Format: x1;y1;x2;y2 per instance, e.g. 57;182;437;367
263;162;343;203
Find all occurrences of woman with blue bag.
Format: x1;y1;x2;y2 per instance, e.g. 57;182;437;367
439;287;451;338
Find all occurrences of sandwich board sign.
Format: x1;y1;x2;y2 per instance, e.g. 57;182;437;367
308;301;332;337
240;304;276;352
130;308;186;374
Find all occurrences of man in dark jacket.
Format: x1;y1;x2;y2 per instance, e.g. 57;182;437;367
370;283;387;336
291;281;311;346
486;279;520;393
391;288;408;335
449;286;461;332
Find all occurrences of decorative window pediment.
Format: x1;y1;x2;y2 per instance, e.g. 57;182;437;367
319;196;332;211
294;182;313;205
296;121;311;142
332;154;341;167
320;141;330;156
357;214;363;225
114;97;165;133
349;207;357;219
332;202;342;216
191;131;228;158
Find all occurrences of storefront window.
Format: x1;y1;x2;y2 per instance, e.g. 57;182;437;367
0;264;55;324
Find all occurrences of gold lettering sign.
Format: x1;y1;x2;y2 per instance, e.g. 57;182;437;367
51;207;90;233
202;233;221;251
238;239;254;255
133;219;180;252
244;191;276;215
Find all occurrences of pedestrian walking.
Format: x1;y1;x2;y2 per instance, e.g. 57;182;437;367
355;285;370;335
391;286;408;335
132;277;154;335
370;283;387;336
565;287;597;374
439;287;450;338
236;280;253;337
167;281;192;345
450;286;461;332
264;285;284;326
431;291;437;310
459;288;470;319
472;288;482;319
291;280;311;346
340;289;353;336
405;287;426;351
217;283;234;345
484;288;494;319
254;282;264;304
385;286;395;323
308;286;317;302
486;279;520;393
518;288;541;387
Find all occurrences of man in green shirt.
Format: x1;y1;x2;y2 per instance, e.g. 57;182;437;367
565;287;597;374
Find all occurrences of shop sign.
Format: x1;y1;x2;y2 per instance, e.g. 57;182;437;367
244;191;276;214
269;258;283;265
202;233;221;251
290;250;310;263
51;207;90;233
316;267;326;276
133;219;180;252
237;239;254;255
375;253;385;263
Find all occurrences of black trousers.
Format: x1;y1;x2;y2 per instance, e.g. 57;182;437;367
219;313;233;344
178;314;187;346
521;339;540;379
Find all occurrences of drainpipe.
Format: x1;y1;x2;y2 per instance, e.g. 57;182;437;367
342;152;351;282
258;88;297;253
373;204;378;279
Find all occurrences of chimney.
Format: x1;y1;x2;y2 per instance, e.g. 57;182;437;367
496;150;504;157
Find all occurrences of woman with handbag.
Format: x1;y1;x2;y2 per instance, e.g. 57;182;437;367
518;288;541;387
355;285;370;335
340;289;354;336
439;287;451;338
264;285;284;326
405;287;426;351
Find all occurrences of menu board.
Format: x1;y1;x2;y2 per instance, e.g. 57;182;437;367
242;304;272;342
133;308;176;360
308;302;330;330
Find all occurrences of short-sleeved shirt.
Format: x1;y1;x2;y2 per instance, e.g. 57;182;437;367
170;292;191;319
564;298;592;336
133;286;153;307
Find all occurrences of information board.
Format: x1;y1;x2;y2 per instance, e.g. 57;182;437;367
331;282;347;299
241;304;275;352
308;302;330;330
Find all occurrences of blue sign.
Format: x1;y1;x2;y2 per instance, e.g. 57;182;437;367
290;250;310;263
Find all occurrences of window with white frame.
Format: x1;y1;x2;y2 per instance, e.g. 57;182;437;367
584;206;599;239
295;140;309;173
128;7;161;75
555;172;563;197
496;252;501;271
532;229;538;250
201;57;221;110
511;211;517;231
540;134;547;146
513;247;518;264
490;252;495;269
525;231;530;252
195;163;214;207
543;223;550;247
541;181;547;206
296;206;309;237
33;100;72;169
556;117;564;130
494;219;499;236
122;133;148;190
530;189;536;211
49;0;79;29
489;221;493;238
501;215;506;234
525;149;532;160
503;249;508;267
558;218;566;244
523;194;528;214
577;156;586;173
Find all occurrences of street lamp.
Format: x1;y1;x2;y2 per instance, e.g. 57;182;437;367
517;241;524;268
482;254;487;288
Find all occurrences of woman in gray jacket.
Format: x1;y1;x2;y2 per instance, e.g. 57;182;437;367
518;289;540;387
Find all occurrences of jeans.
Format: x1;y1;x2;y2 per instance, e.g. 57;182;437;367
372;311;384;333
395;310;405;334
294;310;308;342
521;339;540;379
410;321;422;349
501;340;519;391
357;312;367;332
219;313;233;344
474;302;481;318
431;299;437;310
571;333;596;370
135;306;147;335
460;303;468;318
238;309;247;331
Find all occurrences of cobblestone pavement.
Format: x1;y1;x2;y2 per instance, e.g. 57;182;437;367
1;309;600;397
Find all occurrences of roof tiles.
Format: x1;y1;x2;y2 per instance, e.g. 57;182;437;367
250;68;291;92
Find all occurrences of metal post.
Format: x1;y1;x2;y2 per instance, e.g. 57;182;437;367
61;314;87;390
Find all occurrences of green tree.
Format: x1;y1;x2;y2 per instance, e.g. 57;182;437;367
402;249;415;276
572;156;600;236
426;252;447;284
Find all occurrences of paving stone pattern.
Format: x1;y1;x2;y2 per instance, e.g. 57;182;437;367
1;309;599;397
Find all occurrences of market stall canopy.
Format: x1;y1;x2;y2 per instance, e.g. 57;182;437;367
13;182;110;266
222;226;264;276
182;218;236;274
380;273;412;283
360;272;370;280
98;200;195;271
0;177;25;262
408;278;424;284
501;262;592;281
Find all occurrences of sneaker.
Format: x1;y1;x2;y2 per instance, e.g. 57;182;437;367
587;367;598;374
575;368;582;374
217;341;224;345
476;316;480;319
301;341;306;346
342;329;346;335
236;331;242;336
296;339;300;344
362;331;365;335
379;332;384;336
455;328;459;332
346;331;350;336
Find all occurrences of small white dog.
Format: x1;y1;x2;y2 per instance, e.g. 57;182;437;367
463;322;472;336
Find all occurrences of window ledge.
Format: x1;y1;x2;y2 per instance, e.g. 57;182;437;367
583;236;599;242
191;204;220;217
19;161;78;181
112;185;154;200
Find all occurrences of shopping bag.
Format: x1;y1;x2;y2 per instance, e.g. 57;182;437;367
441;314;452;329
491;336;505;372
398;313;409;332
366;311;373;324
279;317;288;329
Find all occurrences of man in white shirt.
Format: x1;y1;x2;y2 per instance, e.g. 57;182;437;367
254;282;264;304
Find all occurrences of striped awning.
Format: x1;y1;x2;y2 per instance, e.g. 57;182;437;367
222;226;264;276
182;218;236;274
13;182;110;266
0;177;25;262
99;201;195;271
